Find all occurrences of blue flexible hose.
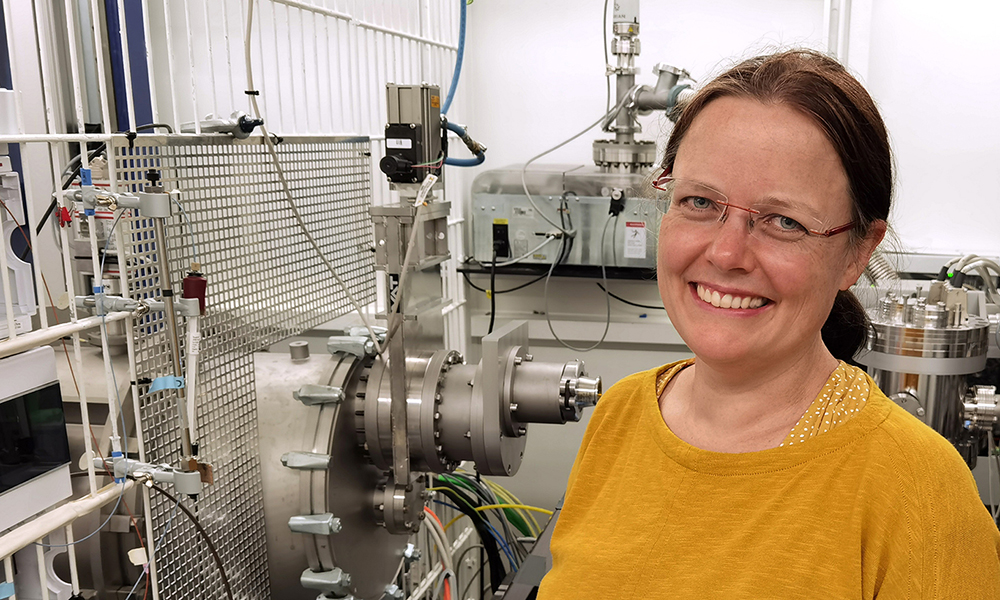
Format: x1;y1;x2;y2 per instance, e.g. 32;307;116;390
444;120;485;166
441;0;467;115
445;155;485;167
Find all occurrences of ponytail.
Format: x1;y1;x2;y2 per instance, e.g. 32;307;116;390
822;290;871;366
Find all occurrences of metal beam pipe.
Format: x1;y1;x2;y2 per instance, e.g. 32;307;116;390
0;481;133;560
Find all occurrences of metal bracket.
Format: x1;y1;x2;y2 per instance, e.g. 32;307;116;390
300;568;352;596
294;384;345;406
327;336;376;358
281;451;332;470
289;513;342;535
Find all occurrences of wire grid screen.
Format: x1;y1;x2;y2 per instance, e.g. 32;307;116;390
112;134;376;600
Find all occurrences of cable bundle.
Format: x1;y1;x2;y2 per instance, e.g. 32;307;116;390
428;471;554;596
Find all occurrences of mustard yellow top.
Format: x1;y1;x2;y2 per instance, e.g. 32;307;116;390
539;360;1000;599
654;359;870;446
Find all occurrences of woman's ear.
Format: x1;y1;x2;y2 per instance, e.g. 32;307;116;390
840;220;888;291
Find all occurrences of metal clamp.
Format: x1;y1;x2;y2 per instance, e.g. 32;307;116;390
294;384;345;406
101;456;204;496
288;513;342;535
300;568;352;597
281;451;332;470
327;336;377;358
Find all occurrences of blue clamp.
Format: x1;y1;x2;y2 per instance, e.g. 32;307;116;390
0;581;15;599
111;450;125;483
80;168;92;186
149;376;185;393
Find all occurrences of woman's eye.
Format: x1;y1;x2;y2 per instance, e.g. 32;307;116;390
775;215;805;231
689;197;713;209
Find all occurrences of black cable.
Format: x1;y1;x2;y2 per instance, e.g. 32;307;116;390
462;271;547;295
454;543;486;598
432;478;507;593
146;482;235;600
488;249;497;334
596;282;665;310
463;561;488;600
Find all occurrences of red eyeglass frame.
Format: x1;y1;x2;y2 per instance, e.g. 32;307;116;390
652;172;856;238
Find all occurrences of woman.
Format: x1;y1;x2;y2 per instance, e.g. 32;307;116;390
538;50;1000;598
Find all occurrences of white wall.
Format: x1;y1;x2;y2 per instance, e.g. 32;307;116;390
464;0;827;169
865;0;1000;255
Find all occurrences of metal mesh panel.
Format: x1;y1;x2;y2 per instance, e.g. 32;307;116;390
112;134;375;600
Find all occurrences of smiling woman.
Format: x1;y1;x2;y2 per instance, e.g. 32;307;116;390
538;49;1000;599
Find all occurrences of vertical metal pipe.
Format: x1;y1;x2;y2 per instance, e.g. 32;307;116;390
161;1;181;132
151;217;193;461
34;543;50;600
111;216;162;597
65;1;89;137
140;0;160;121
87;212;123;455
88;0;114;129
202;0;220;113
116;0;137;131
64;525;80;595
182;1;202;134
614;70;635;144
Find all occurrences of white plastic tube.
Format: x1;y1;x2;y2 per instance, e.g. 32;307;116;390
185;316;200;446
0;311;130;359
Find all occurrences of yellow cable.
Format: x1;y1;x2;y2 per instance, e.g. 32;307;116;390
474;503;553;516
493;486;540;536
482;479;542;535
443;514;466;532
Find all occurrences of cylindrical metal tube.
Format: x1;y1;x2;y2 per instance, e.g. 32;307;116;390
615;72;636;144
152;217;194;461
436;363;477;463
508;361;568;425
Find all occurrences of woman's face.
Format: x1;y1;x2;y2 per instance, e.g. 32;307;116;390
657;96;871;368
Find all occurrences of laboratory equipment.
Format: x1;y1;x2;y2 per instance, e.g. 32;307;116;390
0;154;35;339
0;346;72;533
470;1;694;268
856;259;1000;468
253;84;602;599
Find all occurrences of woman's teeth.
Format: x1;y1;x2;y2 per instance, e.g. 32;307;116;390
696;284;767;310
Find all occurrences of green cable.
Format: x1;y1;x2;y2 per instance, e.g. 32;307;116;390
440;474;534;538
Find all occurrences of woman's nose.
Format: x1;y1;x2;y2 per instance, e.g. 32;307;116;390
704;212;756;272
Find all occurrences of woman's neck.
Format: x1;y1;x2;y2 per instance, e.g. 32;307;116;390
660;342;839;453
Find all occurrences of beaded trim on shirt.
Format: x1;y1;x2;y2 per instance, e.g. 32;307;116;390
654;360;870;447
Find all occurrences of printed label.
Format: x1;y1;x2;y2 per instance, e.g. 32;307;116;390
386;138;412;149
431;95;441;108
624;221;646;259
493;218;509;225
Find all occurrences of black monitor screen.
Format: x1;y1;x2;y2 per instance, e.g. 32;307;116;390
0;382;71;494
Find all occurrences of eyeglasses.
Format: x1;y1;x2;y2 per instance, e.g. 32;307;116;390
652;172;855;244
